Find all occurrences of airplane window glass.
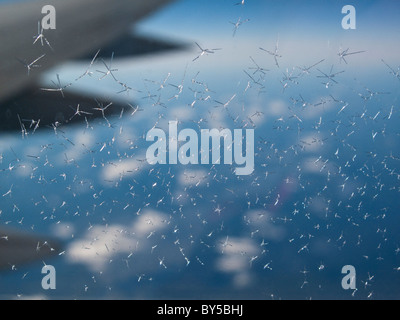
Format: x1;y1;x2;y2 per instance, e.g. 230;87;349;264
0;0;400;300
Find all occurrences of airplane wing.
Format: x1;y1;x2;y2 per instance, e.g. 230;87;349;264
0;0;174;103
0;0;175;269
0;227;61;270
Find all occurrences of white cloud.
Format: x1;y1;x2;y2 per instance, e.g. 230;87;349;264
245;210;286;242
101;152;148;182
66;209;170;271
215;236;259;288
51;222;75;240
178;169;208;187
298;133;325;153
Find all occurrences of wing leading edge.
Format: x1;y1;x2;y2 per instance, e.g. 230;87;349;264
0;0;175;102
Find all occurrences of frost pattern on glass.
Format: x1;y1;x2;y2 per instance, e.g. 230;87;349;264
0;0;400;300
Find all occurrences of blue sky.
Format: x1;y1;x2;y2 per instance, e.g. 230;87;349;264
139;0;400;41
2;0;398;42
